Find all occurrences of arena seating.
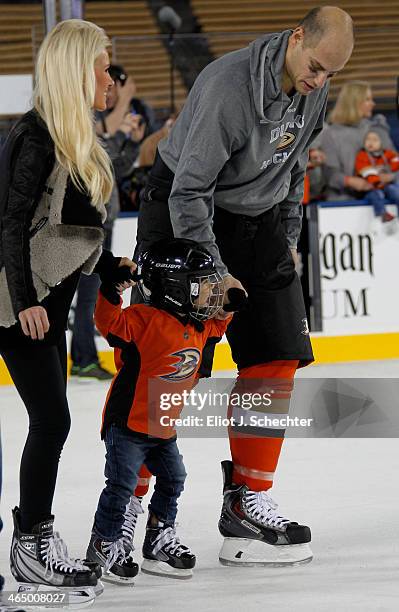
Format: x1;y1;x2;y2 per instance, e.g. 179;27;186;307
0;1;187;111
0;1;398;110
191;0;399;106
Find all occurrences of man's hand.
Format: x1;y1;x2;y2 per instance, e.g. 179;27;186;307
18;306;50;340
290;248;299;267
215;275;247;320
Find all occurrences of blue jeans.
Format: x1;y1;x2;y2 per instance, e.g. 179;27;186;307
365;184;399;216
384;183;399;207
94;425;186;541
70;272;100;368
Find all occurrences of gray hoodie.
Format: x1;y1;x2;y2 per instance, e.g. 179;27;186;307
158;30;328;274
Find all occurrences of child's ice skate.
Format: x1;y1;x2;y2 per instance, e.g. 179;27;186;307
141;513;196;579
86;533;138;585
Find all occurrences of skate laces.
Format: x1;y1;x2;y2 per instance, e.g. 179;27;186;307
102;539;129;572
122;496;144;549
244;491;290;528
152;525;191;557
53;534;92;572
40;533;82;577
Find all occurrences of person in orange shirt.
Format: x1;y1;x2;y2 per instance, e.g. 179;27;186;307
355;130;399;223
86;239;239;582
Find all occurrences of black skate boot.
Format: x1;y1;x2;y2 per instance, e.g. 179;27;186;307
121;496;144;554
218;461;313;566
10;507;97;606
141;513;196;579
86;533;138;585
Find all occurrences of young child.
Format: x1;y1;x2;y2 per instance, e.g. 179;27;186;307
355;130;399;223
86;238;238;582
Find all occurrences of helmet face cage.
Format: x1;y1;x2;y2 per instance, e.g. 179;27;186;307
189;272;224;320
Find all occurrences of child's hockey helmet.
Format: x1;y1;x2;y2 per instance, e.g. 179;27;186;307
137;239;224;320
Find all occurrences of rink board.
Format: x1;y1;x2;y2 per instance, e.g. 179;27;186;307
1;206;398;384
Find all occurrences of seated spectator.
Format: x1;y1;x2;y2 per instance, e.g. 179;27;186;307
319;81;394;200
355;130;399;224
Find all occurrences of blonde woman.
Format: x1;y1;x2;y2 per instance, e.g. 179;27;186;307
0;19;136;602
319;80;394;199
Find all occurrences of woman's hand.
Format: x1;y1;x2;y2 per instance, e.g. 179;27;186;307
115;258;137;294
18;306;50;340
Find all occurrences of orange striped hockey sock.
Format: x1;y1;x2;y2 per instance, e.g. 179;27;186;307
229;360;299;492
133;464;152;498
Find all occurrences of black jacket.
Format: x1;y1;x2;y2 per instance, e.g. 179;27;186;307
0;109;119;319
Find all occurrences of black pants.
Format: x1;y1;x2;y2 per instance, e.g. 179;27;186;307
1;336;71;532
135;153;313;370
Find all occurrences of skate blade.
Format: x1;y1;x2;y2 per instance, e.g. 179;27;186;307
219;539;313;567
141;559;193;579
16;583;96;608
101;572;135;586
93;580;104;596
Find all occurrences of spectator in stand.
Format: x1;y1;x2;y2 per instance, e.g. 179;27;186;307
355;129;399;224
70;114;141;381
319;81;394;200
138;116;176;168
96;64;157;140
303;147;326;203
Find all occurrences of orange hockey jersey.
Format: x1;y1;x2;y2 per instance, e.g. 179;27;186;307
355;149;399;187
94;291;231;438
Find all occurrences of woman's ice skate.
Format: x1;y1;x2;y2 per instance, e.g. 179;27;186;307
10;508;97;608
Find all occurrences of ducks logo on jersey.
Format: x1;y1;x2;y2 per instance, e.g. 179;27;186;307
160;348;201;381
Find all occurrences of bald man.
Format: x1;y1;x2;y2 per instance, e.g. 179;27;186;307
133;6;354;566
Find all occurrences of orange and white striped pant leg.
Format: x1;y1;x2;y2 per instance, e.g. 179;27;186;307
228;360;299;492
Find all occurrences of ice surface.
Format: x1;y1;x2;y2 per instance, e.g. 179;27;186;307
1;361;399;611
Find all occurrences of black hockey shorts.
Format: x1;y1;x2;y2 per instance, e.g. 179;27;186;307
134;153;314;371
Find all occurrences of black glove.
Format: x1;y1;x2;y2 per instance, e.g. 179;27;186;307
100;268;141;305
223;288;248;312
94;249;121;284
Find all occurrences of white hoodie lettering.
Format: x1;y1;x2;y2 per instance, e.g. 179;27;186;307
269;114;305;143
260;150;293;170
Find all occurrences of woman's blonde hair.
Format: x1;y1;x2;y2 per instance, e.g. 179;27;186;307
33;19;113;207
328;81;372;126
